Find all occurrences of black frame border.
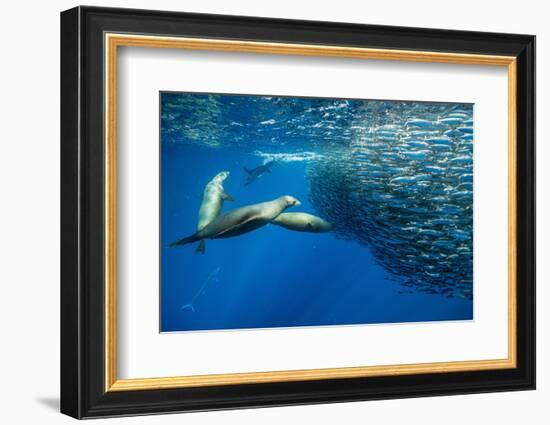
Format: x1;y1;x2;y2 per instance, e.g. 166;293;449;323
61;6;535;419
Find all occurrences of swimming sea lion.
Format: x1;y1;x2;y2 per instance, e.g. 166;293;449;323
271;212;332;233
170;195;300;247
195;171;234;254
243;160;275;186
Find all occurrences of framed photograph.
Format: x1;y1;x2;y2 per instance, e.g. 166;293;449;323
60;6;535;419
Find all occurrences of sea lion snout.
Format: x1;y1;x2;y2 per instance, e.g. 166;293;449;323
282;195;301;207
215;170;230;181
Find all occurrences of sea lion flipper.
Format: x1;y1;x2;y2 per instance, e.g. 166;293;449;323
221;192;235;202
213;216;256;238
169;233;199;247
196;240;206;254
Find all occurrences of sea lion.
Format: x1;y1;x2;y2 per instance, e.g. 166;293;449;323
243;160;275;186
170;195;300;247
271;212;332;233
195;171;234;254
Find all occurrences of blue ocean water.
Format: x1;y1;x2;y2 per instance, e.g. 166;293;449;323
160;93;473;332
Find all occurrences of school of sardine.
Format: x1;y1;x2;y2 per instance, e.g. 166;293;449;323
307;101;473;299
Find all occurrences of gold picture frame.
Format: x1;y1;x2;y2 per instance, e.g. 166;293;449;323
104;34;517;392
61;6;535;419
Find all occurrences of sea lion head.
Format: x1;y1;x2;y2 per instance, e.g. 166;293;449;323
281;195;301;208
213;171;230;183
309;217;332;232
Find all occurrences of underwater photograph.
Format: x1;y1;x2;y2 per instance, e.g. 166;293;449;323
160;92;474;333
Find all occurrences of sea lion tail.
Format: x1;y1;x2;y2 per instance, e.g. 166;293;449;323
196;240;206;254
169;234;199;248
243;167;252;174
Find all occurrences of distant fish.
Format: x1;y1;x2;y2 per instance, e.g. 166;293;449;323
418;229;442;237
406;119;434;128
438;117;463;126
377;124;400;130
452;190;472;199
402;151;429;160
428;136;452;145
391;176;418;184
381;152;400;159
411;130;438;137
405;141;428;149
445;129;463;137
447;112;470;119
376;130;398;137
458;126;474;134
450;156;472;164
439;206;461;214
450;230;470;241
